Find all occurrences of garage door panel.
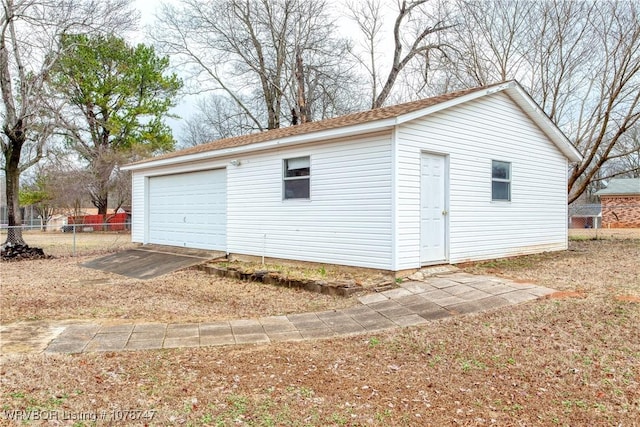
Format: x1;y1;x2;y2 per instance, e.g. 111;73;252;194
148;169;226;251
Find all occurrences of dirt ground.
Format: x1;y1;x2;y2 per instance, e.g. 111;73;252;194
0;256;355;325
569;227;640;240
0;233;638;426
0;230;136;258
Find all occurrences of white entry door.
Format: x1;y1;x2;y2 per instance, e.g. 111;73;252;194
420;152;447;264
148;169;226;251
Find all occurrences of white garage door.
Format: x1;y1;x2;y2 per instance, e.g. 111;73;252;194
148;169;226;250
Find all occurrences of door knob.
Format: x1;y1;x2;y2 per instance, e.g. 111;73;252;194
442;210;448;216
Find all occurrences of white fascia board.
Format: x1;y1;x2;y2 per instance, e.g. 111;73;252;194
123;118;397;171
507;84;583;163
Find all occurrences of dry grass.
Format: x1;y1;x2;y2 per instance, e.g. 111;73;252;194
0;230;136;257
569;227;640;240
221;258;394;289
0;256;355;325
462;238;640;299
1;233;638;426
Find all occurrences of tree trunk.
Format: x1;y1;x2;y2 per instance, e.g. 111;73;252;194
92;189;109;230
2;139;26;246
295;48;310;124
37;204;52;232
89;154;115;218
94;194;108;216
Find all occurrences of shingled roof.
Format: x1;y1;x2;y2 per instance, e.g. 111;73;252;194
568;204;602;217
595;178;640;196
126;80;581;169
128;83;500;167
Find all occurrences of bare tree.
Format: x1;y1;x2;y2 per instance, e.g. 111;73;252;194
0;0;137;246
18;166;56;231
564;1;640;202
372;0;454;108
154;0;358;135
286;29;362;125
437;0;535;88
110;167;131;214
48;168;93;219
594;125;640;181
180;95;255;147
347;0;456;108
26;152;131;225
347;0;385;109
427;0;640;203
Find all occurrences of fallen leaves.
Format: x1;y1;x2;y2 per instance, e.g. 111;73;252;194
0;257;355;324
1;236;639;425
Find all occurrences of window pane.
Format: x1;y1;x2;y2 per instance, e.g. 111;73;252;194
492;161;510;180
284;178;310;199
286;166;310;178
286;157;310;170
285;157;310;178
492;181;510;201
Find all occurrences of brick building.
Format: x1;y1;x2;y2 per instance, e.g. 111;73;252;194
595;178;640;228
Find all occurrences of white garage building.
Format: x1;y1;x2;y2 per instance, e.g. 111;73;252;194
123;81;581;272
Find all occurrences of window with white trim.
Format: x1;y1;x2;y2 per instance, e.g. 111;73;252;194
492;160;511;201
283;156;310;199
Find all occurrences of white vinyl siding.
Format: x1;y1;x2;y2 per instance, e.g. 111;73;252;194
396;92;568;269
131;172;145;243
227;132;393;269
128;86;573;271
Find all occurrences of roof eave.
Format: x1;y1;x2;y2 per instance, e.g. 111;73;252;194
595;192;640;197
124;80;583;172
123;118;397;171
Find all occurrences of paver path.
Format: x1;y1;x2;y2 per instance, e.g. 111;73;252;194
0;272;554;355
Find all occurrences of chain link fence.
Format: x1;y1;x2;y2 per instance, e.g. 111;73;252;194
0;224;136;257
3;212;638;258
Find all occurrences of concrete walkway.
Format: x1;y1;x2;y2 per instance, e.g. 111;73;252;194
0;272;554;355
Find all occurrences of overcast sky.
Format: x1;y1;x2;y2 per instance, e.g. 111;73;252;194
130;0;194;141
133;0;164;33
129;0;394;143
